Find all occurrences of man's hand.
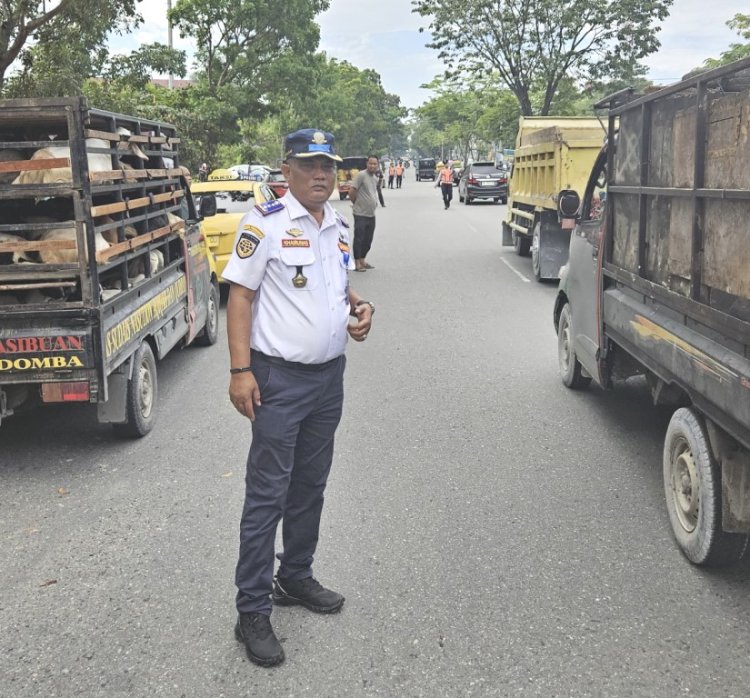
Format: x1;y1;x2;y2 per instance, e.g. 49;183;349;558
348;304;373;342
229;372;261;421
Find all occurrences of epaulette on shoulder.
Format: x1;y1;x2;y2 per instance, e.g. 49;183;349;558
255;199;285;216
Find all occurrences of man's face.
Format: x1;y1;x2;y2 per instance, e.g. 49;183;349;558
282;156;337;209
366;157;380;174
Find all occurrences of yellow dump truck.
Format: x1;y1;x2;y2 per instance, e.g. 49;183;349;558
502;117;604;280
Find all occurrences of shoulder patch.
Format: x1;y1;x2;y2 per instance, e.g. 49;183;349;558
242;224;265;239
255;200;285;216
236;232;261;259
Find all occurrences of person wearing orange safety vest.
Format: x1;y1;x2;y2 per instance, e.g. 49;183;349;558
395;161;404;188
435;161;454;209
387;163;396;189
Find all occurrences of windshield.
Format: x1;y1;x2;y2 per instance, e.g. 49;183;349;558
195;190;256;214
471;164;501;175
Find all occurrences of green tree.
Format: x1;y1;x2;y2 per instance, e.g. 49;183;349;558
412;0;672;115
703;14;750;68
276;55;406;157
170;0;328;93
0;0;139;92
168;0;331;164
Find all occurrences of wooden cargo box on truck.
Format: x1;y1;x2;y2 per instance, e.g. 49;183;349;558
553;58;750;566
503;117;604;280
0;97;220;437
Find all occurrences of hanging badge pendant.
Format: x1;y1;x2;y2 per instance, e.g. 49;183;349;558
292;265;307;288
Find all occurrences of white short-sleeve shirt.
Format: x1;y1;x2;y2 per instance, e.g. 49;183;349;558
222;191;356;364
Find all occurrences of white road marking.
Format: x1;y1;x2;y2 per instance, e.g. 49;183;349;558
501;258;531;283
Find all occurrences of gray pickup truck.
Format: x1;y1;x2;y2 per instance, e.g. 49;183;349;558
554;57;750;566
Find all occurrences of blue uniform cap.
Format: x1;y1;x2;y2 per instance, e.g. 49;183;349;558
284;129;343;162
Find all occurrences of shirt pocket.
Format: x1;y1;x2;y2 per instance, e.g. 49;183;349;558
279;247;319;290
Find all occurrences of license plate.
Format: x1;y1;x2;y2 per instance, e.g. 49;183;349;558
481;180;495;186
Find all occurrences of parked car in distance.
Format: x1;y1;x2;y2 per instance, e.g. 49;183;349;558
266;169;289;198
191;171;275;281
458;161;508;204
416;157;436;181
228;164;271;182
337;156;369;200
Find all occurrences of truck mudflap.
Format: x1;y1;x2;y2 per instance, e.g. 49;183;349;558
532;216;571;280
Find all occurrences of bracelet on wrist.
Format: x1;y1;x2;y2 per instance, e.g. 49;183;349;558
229;366;253;374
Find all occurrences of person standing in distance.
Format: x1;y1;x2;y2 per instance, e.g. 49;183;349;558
395;160;404;189
436;161;454;209
223;128;375;668
349;155;383;272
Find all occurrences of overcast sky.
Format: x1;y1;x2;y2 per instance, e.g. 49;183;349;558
135;0;748;110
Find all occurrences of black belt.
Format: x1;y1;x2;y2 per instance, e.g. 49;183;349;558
251;349;340;372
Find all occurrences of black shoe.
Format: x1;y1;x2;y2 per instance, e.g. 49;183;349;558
272;575;345;613
235;613;285;667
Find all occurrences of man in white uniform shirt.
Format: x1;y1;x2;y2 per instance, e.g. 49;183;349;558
223;128;374;668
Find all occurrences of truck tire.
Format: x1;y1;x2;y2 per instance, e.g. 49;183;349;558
514;232;531;257
663;407;748;566
114;341;157;438
557;303;591;389
194;282;219;346
531;222;542;280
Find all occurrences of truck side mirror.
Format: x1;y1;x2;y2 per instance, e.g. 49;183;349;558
558;189;581;230
199;194;217;218
558;189;581;218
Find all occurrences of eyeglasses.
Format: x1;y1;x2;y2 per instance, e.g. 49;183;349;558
291;159;337;173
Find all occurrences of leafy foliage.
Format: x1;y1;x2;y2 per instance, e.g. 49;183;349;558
703;14;750;68
413;82;519;161
0;0;139;91
411;0;673;115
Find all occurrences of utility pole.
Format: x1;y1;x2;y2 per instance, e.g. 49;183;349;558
167;0;174;90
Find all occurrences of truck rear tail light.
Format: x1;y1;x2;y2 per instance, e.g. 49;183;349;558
41;382;90;403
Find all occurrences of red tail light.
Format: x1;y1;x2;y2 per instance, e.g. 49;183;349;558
468;177;478;185
41;382;90;403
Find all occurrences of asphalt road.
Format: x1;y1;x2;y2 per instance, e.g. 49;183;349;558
3;178;750;697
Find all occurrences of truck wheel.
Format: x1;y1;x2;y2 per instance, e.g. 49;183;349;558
531;222;542;280
663;408;748;566
557;303;591;390
114;341;157;438
465;195;472;205
514;232;531;257
194;282;219;346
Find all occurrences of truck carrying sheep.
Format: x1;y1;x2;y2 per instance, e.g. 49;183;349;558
0;97;220;436
502;117;604;280
553;57;750;566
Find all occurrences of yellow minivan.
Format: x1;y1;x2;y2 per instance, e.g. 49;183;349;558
191;171;276;281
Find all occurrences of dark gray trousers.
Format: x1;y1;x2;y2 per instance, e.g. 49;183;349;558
235;352;346;615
